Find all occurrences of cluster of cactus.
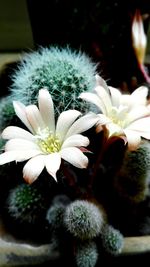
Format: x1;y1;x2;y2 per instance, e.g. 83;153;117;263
1;45;150;266
45;198;124;267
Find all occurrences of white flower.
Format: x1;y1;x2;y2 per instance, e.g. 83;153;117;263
0;89;98;183
79;75;150;150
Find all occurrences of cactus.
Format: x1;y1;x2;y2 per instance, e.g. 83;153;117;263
114;142;150;203
75;241;98;267
46;203;66;231
64;200;104;240
101;224;124;255
7;183;48;224
0;96;18;131
10;46;97;117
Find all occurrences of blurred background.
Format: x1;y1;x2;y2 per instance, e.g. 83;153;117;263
0;0;150;95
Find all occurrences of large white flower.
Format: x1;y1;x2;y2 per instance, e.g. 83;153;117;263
0;89;98;183
79;75;150;150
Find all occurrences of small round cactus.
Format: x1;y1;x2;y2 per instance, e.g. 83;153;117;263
114;142;150;202
101;224;124;255
46;203;66;231
75;241;98;267
7;183;48;224
10;46;97;117
0;96;17;131
64;200;104;240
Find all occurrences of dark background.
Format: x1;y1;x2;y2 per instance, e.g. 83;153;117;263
27;0;150;90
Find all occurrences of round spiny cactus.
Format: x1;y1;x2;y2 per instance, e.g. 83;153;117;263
0;96;17;131
101;224;124;255
10;46;97;117
114;142;150;203
75;241;98;267
46;203;66;231
7;183;48;224
64;200;104;240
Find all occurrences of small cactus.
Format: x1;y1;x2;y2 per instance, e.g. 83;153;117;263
7;183;48;224
64;200;104;240
0;96;17;130
114;142;150;203
75;241;98;267
10;46;97;117
101;224;124;255
46;203;66;231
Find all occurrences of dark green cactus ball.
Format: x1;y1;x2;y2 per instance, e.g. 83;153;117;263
101;225;124;255
10;46;97;116
114;142;150;203
0;96;17;131
75;241;98;267
64;200;104;240
7;183;48;224
46;203;66;231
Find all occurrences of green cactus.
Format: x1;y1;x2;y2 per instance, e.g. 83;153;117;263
7;183;48;224
64;200;104;240
10;46;97;117
101;224;124;255
75;241;98;267
46;203;66;231
114;142;150;203
0;96;18;131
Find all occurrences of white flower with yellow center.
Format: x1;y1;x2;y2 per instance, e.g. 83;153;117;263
79;75;150;150
0;89;98;183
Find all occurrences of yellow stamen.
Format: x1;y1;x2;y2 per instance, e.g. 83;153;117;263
35;128;61;154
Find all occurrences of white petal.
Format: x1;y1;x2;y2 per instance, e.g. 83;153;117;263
62;134;89;148
66;113;99;138
15;150;42;162
0;151;19;164
95;75;109;92
79;92;106;114
2;126;34;141
106;123;123;137
124;129;141;151
127;106;150;124
45;153;61;181
126;117;150;139
13;101;34;133
131;86;148;105
56;110;81;142
97;114;111;125
109;86;121;108
25;105;45;133
5;139;40;151
61;147;88;168
38;89;55;132
94;85;112;115
23;155;45;184
0;150;41;164
120;95;132;108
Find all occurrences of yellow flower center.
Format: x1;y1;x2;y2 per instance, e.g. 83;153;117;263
35;128;61;154
109;107;128;128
